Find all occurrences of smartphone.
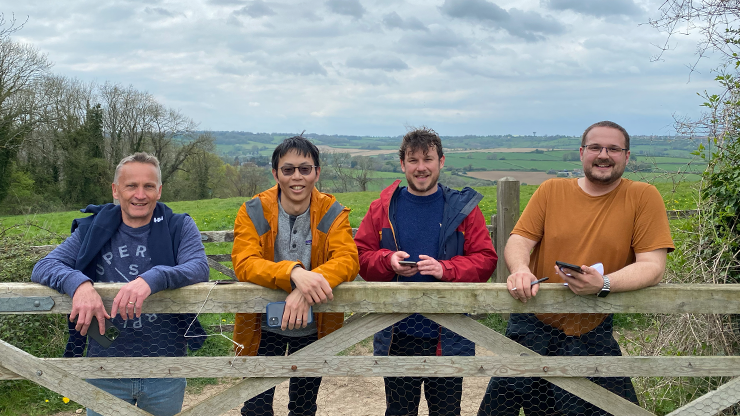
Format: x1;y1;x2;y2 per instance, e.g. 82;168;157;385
556;261;584;275
266;301;313;328
88;316;120;348
398;260;417;266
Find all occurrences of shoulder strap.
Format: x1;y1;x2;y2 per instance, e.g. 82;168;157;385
246;197;271;236
317;201;345;234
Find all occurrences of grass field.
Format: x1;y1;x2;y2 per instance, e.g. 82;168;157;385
0;180;700;243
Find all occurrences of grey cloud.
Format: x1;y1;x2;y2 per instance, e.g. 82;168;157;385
397;26;470;57
144;7;182;18
325;0;365;19
346;55;409;71
544;0;643;17
440;0;565;41
382;12;428;31
234;0;276;18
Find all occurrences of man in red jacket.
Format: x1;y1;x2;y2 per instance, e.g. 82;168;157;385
354;127;497;416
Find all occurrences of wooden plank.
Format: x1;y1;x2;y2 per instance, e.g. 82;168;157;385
495;177;519;284
425;314;655;416
0;339;150;416
207;257;237;279
667;376;740;416
207;254;231;262
5;282;740;314
177;313;410;416
200;230;234;243
3;355;740;380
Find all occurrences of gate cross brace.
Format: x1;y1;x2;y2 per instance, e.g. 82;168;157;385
425;314;656;416
0;338;150;416
176;313;411;416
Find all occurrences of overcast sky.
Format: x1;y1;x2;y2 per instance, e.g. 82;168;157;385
4;0;721;136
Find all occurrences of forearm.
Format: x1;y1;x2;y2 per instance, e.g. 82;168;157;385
608;249;667;292
504;234;537;274
358;249;396;281
31;230;91;297
354;212;395;281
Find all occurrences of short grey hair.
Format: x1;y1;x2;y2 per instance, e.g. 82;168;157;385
114;152;162;185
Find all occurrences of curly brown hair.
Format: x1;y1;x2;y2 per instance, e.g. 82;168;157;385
399;127;444;161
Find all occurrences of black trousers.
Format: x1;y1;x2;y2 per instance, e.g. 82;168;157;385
241;330;321;416
478;314;638;416
384;331;463;416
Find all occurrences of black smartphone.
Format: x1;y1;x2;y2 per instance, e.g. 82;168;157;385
88;316;120;348
555;261;584;275
266;301;314;328
398;260;417;266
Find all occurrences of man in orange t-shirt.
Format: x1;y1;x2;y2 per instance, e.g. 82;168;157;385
478;121;674;416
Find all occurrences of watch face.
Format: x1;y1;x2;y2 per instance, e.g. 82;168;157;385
597;289;610;298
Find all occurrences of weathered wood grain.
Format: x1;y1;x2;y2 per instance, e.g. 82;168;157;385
2;355;740;381
666;375;740;416
4;282;740;314
426;313;655;416
0;339;149;416
495;177;519;284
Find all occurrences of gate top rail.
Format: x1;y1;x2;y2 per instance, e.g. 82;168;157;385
1;281;739;314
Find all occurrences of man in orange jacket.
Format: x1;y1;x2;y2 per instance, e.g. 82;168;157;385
231;135;359;416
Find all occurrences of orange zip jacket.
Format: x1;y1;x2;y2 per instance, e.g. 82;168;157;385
231;185;359;356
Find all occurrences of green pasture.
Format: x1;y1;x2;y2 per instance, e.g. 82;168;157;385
0;180;699;244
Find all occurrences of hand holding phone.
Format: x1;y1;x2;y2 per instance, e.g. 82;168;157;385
266;301;314;329
556;261;584;276
398;260;417;266
87;316;120;348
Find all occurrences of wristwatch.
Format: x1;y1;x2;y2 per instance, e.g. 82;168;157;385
597;274;611;298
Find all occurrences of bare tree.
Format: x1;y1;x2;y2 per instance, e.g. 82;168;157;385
224;163;270;198
650;1;740;70
352;155;377;192
0;14;53;202
323;151;377;192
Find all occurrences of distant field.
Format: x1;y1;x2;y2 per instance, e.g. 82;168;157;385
466;171;553;185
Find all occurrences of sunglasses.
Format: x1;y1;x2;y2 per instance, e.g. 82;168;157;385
279;165;318;176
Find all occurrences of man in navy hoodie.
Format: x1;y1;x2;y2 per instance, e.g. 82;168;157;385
354;127;498;416
32;152;209;416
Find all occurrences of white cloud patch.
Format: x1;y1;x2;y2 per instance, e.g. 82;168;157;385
6;0;717;135
544;0;644;17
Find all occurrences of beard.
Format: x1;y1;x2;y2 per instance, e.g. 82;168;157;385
583;158;625;186
407;171;440;194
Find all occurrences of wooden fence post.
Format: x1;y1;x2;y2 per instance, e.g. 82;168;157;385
495;177;520;283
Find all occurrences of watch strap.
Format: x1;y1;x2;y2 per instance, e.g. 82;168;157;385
597;274;611;297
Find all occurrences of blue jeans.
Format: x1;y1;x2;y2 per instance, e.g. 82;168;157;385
85;378;186;416
478;314;638;416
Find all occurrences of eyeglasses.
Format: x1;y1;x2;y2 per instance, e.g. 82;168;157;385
279;165;318;176
582;144;628;155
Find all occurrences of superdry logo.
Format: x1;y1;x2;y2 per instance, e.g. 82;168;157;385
153;216;164;223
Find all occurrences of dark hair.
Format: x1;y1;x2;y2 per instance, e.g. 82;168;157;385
271;135;321;171
581;121;630;149
399;127;444;161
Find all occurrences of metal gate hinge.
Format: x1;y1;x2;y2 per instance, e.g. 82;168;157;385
0;297;55;312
